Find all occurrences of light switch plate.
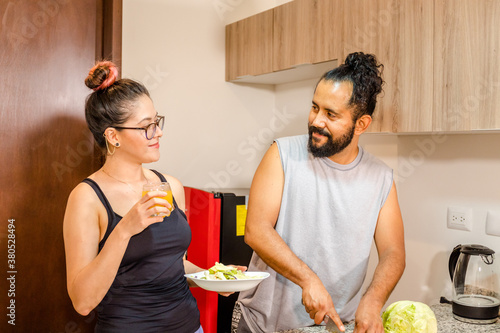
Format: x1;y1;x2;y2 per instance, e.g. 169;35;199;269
486;211;500;236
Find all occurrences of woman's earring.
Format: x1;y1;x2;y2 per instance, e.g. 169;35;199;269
103;134;116;156
115;143;120;147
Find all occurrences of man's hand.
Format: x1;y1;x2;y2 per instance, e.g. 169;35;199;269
301;278;344;331
353;299;384;333
352;182;405;333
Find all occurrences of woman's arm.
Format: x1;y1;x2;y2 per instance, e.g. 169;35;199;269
170;175;248;291
63;183;169;315
183;257;205;287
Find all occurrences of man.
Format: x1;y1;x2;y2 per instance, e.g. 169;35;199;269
233;52;405;333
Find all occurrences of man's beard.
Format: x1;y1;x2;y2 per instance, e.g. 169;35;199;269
307;123;356;158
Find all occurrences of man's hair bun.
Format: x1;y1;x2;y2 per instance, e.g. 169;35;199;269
344;52;381;82
319;52;384;117
85;61;119;91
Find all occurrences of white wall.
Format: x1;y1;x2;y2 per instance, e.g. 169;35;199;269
122;0;282;189
393;133;500;305
123;0;500;309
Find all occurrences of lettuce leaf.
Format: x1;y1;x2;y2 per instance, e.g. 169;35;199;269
204;262;249;280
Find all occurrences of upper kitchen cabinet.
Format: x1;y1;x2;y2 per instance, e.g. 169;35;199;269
433;0;500;131
225;8;274;81
343;0;400;132
226;0;500;133
397;0;434;133
273;0;343;71
225;0;341;84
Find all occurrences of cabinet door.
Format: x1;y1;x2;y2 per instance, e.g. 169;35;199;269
397;0;434;133
273;0;343;71
434;0;500;131
343;0;400;133
225;9;273;81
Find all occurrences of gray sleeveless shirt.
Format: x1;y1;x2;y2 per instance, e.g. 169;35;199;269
238;134;393;332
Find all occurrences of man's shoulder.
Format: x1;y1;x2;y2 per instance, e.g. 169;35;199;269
359;146;392;172
275;134;308;146
275;135;309;164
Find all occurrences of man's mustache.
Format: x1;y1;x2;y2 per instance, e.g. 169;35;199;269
308;125;332;139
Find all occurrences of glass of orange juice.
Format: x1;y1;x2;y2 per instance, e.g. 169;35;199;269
142;182;174;217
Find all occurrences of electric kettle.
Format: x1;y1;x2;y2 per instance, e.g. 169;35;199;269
448;244;500;324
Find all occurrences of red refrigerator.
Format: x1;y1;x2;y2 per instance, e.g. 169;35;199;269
184;187;253;333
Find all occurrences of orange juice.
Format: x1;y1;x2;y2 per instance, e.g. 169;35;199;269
164;190;173;208
142;182;174;216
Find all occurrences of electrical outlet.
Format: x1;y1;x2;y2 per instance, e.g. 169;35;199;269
447;206;473;231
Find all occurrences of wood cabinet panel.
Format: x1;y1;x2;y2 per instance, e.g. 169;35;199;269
397;0;434;133
343;0;400;133
273;0;343;71
433;0;500;131
225;9;273;81
226;0;500;133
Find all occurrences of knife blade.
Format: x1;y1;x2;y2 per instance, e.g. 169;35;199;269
325;315;342;333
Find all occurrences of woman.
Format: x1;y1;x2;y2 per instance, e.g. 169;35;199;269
63;61;237;332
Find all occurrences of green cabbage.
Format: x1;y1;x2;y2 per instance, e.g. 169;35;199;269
382;301;437;333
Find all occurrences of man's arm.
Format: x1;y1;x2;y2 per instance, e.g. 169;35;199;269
354;181;406;333
244;142;345;331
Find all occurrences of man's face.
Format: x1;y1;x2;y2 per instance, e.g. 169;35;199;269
307;80;357;158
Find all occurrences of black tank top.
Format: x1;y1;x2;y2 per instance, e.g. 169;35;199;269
82;170;200;333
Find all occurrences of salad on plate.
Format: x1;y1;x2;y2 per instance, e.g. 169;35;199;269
202;262;258;281
185;262;270;292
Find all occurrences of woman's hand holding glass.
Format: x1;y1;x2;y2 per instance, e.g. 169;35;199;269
117;186;173;238
142;182;174;217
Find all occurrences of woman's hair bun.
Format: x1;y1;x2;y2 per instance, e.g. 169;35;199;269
85;61;119;91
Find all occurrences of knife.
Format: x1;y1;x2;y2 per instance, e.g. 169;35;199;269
324;315;342;333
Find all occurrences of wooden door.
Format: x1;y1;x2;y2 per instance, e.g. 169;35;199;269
0;0;120;331
433;0;500;131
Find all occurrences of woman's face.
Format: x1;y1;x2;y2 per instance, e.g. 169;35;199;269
115;95;163;164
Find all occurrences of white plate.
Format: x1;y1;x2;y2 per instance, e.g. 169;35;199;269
184;271;270;292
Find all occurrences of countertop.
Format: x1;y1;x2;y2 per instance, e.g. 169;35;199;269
276;304;500;333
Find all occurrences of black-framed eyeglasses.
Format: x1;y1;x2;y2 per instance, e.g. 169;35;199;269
112;115;165;140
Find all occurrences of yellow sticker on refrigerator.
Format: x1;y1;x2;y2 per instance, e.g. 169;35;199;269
236;205;247;236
